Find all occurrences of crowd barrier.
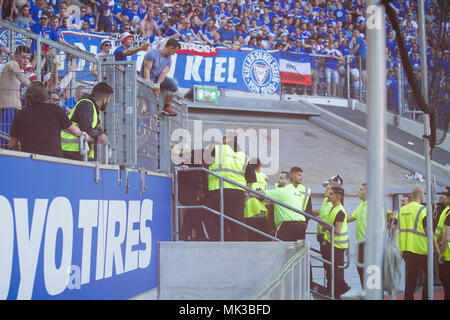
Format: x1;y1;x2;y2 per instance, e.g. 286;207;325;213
0;21;187;173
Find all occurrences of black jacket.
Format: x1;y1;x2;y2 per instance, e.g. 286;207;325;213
70;94;103;142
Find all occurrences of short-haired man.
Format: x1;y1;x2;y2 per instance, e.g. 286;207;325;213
264;171;308;241
141;38;181;116
347;183;367;286
397;186;429;300
14;5;34;26
61;82;113;161
9;81;89;158
114;32;150;62
0;45;31;128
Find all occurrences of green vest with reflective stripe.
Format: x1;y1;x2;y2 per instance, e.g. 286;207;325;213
244;171;268;218
397;201;427;255
353;200;367;241
61;98;100;159
296;184;311;212
435;206;450;261
324;204;349;249
317;197;332;235
208;144;248;191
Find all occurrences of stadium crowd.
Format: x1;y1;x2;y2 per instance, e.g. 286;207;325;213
0;0;449;104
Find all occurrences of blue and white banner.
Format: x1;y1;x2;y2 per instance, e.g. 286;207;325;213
168;48;281;94
60;31;284;93
0;153;172;300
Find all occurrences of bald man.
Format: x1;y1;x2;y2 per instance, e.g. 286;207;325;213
397;186;429;300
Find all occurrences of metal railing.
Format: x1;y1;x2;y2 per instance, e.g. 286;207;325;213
0;20;187;173
246;241;310;300
174;166;340;299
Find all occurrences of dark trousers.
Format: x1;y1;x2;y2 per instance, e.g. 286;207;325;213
403;251;428;300
276;221;306;241
244;216;270;241
438;260;450;300
322;242;348;297
357;242;365;288
206;189;247;241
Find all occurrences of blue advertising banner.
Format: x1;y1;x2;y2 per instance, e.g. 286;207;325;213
0;153;172;300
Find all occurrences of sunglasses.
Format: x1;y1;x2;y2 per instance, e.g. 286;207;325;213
40;17;48;20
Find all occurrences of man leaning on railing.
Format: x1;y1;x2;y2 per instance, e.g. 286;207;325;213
8;81;90;158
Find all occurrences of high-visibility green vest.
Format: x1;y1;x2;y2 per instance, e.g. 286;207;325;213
324;204;349;249
352;200;367;241
244;171;268;218
435;206;450;261
317;197;332;235
61;98;101;159
296;184;311;212
397;201;427;255
208;144;248;191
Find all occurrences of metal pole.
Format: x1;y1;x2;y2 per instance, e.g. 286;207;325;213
346;56;351;100
418;0;434;300
220;178;224;241
174;169;179;241
364;1;386;300
398;63;404;117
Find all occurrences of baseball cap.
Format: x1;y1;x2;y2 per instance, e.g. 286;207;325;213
101;38;112;46
121;32;134;43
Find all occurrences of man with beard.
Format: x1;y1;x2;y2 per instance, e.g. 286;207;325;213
61;82;113;161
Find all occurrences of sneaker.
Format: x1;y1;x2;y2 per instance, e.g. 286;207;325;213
336;283;351;299
162;105;177;116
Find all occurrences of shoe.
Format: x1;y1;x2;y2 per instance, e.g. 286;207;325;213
162;105;177;116
336;283;351;299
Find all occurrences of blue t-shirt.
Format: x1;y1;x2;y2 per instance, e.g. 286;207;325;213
334;9;347;22
29;5;43;23
81;14;96;29
218;28;235;42
140;48;172;82
355;36;367;56
30;23;60;54
322;48;342;71
164;26;180;39
114;45;131;61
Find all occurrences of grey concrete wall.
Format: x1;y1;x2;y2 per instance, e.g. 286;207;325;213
158;242;301;300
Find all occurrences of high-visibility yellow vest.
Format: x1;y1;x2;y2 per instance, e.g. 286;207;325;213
244;171;268;218
324;204;349;249
435;206;450;261
61;98;100;159
317;197;332;235
208;144;248;191
296;184;311;212
397;201;427;255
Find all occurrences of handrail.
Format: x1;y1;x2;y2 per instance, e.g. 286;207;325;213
174;165;336;299
246;241;310;300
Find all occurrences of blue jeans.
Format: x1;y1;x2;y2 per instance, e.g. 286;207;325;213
159;77;178;93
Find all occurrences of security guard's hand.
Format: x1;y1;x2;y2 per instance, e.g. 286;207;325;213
98;133;108;144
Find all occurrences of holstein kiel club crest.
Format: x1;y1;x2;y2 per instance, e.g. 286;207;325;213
242;50;280;95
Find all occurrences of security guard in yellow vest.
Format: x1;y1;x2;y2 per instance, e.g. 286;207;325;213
435;188;450;300
347;183;367;286
61;82;113;161
289;166;312;219
244;158;270;241
207;132;250;241
397;186;429;300
322;185;351;299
